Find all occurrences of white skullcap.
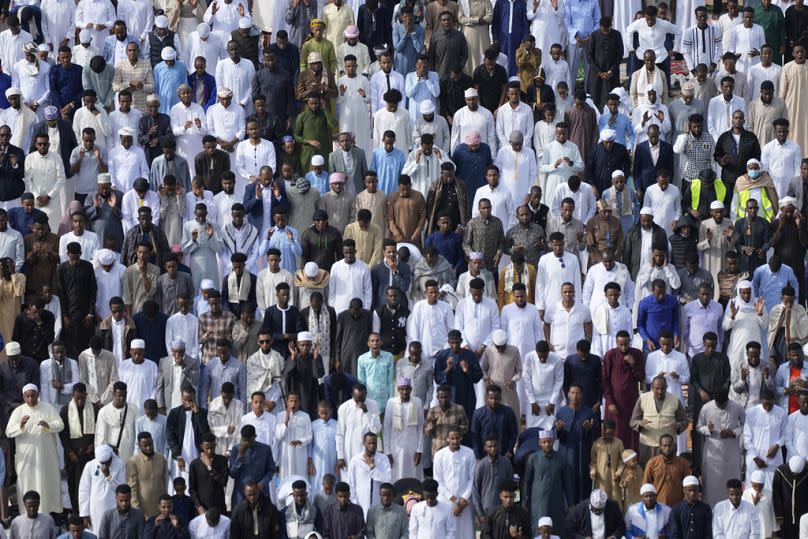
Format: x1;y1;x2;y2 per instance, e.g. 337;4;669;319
780;196;798;208
344;24;360;38
538;430;554;440
201;279;215;289
537;517;553;528
464;88;478;98
37;43;49;53
600;128;616;142
161;47;177;61
217;87;233;98
118;127;135;137
5;341;21;355
130;339;146;350
790;455;806;474
5;87;21;98
98;249;116;266
639;207;653;216
710;200;725;210
197;23;211;38
640;483;657;495
622;449;638;463
311;155;325;166
682;476;700;488
419;100;435;115
747;158;761;167
238;17;252;29
95;444;113;462
297;331;314;342
155;15;169;28
97;172;112;185
491;329;507;346
171;339;186;350
751;470;766;484
589;489;607;509
307;51;323;64
22;383;38;395
79;29;91;43
611;170;625;179
469;251;483;260
304;261;319;278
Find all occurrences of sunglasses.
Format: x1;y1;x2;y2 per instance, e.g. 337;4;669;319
258;339;271;344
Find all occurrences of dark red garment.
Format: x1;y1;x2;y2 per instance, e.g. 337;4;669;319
602;347;646;451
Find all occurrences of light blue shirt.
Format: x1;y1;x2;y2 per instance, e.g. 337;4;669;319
370;147;407;195
751;263;799;312
357;350;396;407
58;532;97;539
260;225;302;273
404;70;440;125
200;356;247;409
134;414;167;456
563;0;600;41
154;60;189;114
598;112;635;149
774;361;808;409
305;170;330;194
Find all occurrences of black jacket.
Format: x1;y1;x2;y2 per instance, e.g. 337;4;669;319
166;406;211;461
565;499;626;539
623;222;669;280
632;139;674;193
714;129;761;186
0;144;26;201
231;493;282;539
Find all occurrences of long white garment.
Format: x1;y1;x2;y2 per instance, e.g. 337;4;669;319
748;63;782;101
544;301;592;359
185;32;226;73
169;410;199;491
408;500;457;539
165;312;200;359
240;410;280;458
645;349;690;404
433;445;476;539
206;102;246;143
118;359;158;407
170;101;207;164
632;103;673;145
761;138;802;198
449;106;497;153
1;104;37;151
707;95;747;142
643;183;682;236
549;181;597;223
202;0;249;37
255;269;295;311
494;146;538;207
207;395;242;456
5;401;65;514
712;499;761;539
189;514;232;538
12;60;50;112
24;150;67;232
121;189;161;230
78;456;126;532
742;486;777;539
590;303;633;357
522;351;564;429
383;396;425;480
74;0;115;45
95;264;126;319
73;106;112;153
582;262;635;311
337;74;373;158
527;0;566;64
59;231;100;263
500;302;542;360
335;398;382;463
108;145;150;192
245;349;284;411
215;58;256;108
743;403;787;489
535;251;582;311
0;29;33;72
786;410;808;460
347;451;393;517
109;109;143;148
328;259;372;314
235;139;277;185
95;402;140;463
722;298;768;370
276;410;313;480
471;184;516;230
181;219;223;292
724;24;766;75
373;108;412;155
39;358;79;405
310;418;337;494
538;139;585;200
116;0;153;41
495;102;535;149
402;150;449;198
406;300;454;356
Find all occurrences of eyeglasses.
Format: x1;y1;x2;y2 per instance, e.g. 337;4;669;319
258;339;271;344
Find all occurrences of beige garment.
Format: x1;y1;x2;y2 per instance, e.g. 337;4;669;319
354;190;388;238
342;222;383;267
781;61;808;156
480;344;521;415
590;436;626;503
126;452;168;518
747;97;789;148
697;217;733;286
0;274;25;345
425;0;459;47
458;0;492;75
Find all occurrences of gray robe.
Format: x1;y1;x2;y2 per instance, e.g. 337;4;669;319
696;399;746;506
522;450;574;532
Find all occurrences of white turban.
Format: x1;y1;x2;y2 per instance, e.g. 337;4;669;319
130;339;146;349
538;517;553;528
750;470;766;484
161;47;177;61
95;444;113;462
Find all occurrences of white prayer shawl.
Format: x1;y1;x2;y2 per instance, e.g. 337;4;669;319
743;403;787;489
39;357;79;406
335;398;382;462
78;456;126;532
433;445;476;538
347;451;392;517
95;402;140;463
165;312;200;360
170;101;207;163
406;300;454;356
276;410;313;479
245;349;285;413
337;74;373;158
119;359;159;408
712;499;761;539
67;399;96;438
0;103;37;151
383;396;424;481
522;351;564;429
207;395;243;456
5;401;65;514
742;487;777;539
408;500;456;539
24;150;67;232
590;303;633;357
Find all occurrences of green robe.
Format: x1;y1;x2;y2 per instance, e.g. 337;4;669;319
300;37;338;74
294;107;337;174
756;5;786;64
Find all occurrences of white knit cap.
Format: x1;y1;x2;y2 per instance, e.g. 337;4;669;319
640;483;657;495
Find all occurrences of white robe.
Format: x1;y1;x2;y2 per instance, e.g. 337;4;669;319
522;351;564;429
39;358;79;406
73;0;115;45
310;418;337;494
538;139;585;200
743;403;787;489
535;251;582;311
95;401;140;463
207;395;243;456
95;264;126;319
494;146;538;208
78;456;126;532
449;106;497;153
383;396;425;480
527;0;566;64
373;108;412;155
786;410;808;461
347;451;392;517
712;499;761;539
723;299;768;370
337;74;372;158
118;359;158;407
170;101;207;164
5;401;65;514
742;487;777;539
335;399;382;463
165;312;200;360
406;300;454;356
433;445;476;539
724;24;766;76
275;410;313;480
181;219;223;292
24;150;67;232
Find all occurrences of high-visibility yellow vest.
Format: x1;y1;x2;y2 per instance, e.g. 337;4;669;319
738;188;775;221
689;178;727;211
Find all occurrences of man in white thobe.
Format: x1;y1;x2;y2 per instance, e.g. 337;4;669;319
582;250;635;311
181;205;223;292
239;391;279;457
786;392;808;461
401;135;449;197
535;233;582;317
185;24;226;73
275;394;312;479
215;41;255;110
372;89;412;155
73;0;115;46
712;479;761;538
95;249;126;319
234;122;277;188
108;128;149;192
643;172;682;236
347;431;392;518
433;429;476;538
408;479;456;538
383;378;425;480
449;88;497;153
471;167;515;230
494;130;537;207
495;81;534;150
549;176;597;223
95;381;139;462
24;130;67;231
164;298;200;358
0;21;33;71
170;84;207;164
724;11;765;75
543;287;592;359
632;90;673;145
337;57;372;157
407;288;454;357
4;383;65;514
118;339;158;407
256;252;294;311
761;121;802;198
206;88;246;151
454;277;500;407
202;0;249;39
336;387;382;470
538;123;584;199
12;45;50;119
1;87;37;152
39;342;79;406
328;240;372;314
743;389;787;489
646;332;691;453
522;342;564;429
78;444;126;532
707;79;747;142
207;385;242;456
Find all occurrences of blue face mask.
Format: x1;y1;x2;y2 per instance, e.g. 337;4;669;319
748;169;761;179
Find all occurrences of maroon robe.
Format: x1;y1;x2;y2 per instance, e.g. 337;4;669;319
602;347;645;451
566;104;598;180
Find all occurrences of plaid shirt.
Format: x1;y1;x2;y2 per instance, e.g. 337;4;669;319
462;216;506;273
424;403;469;456
111;59;155;114
678;133;715;182
198;311;237;364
